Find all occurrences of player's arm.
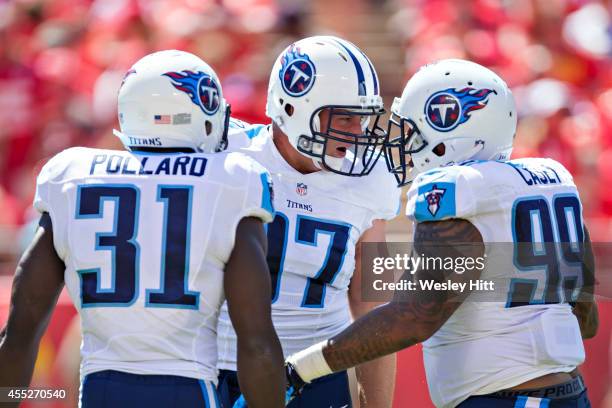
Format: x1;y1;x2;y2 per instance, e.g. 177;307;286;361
348;219;396;408
224;216;285;408
0;213;65;390
572;225;598;339
286;219;483;382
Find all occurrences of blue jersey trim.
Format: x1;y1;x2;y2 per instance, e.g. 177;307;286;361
245;125;266;140
259;172;275;217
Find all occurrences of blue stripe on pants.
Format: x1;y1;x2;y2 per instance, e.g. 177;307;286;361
514;396;551;408
514;396;528;408
199;380;211;408
458;390;589;408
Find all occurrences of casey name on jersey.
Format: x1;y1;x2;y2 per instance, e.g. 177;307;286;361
506;161;562;186
89;153;208;177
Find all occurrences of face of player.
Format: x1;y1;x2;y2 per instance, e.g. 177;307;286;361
318;108;365;159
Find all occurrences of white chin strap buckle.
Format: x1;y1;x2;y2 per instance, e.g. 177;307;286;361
322;155;344;171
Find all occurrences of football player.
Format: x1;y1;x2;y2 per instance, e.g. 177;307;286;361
284;59;598;408
216;36;401;408
0;50;285;408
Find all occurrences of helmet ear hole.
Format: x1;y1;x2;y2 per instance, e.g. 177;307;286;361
205;120;213;136
285;103;294;117
433;143;446;157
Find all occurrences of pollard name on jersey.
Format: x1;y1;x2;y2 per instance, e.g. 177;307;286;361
34;146;274;383
406;158;586;408
217;121;401;369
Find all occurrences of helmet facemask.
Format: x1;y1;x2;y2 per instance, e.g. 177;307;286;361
213;104;232;152
384;110;487;186
384;112;430;186
296;105;387;176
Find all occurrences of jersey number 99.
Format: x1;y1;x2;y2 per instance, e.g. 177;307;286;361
507;194;584;308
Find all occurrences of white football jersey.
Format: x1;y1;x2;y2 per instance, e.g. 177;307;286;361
406;158;586;408
34;146;274;383
217;122;400;369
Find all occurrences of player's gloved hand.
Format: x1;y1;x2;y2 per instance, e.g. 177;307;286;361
232;395;247;408
231;375;301;408
232;362;308;407
285;361;307;402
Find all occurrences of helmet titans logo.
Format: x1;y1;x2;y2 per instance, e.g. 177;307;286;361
279;46;316;97
163;71;220;115
425;88;496;132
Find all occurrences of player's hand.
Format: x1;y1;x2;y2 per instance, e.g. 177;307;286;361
232;395;247;408
232;363;305;408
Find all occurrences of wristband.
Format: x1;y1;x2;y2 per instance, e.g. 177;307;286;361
285;340;333;383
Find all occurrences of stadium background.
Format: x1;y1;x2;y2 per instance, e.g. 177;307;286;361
0;0;610;406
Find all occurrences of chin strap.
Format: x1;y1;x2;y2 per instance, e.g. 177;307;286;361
322;154;345;171
443;139;487;167
312;154;345;172
468;139;486;159
112;129;132;150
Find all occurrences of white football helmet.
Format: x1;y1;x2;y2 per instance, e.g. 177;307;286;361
266;36;386;176
114;50;230;152
385;59;517;185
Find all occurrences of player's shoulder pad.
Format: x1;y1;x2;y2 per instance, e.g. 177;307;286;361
34;147;90;218
223;151;269;180
406;163;482;222
37;146;88;185
347;158;401;220
223;151;275;221
226;117;268;150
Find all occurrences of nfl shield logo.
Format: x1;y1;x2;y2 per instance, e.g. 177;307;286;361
296;183;307;196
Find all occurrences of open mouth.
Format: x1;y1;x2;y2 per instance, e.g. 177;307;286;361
335;146;347;157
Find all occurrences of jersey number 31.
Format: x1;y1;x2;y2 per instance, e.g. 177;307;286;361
76;184;198;309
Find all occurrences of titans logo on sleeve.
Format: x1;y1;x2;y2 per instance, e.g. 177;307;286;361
163;70;221;115
415;181;456;221
425;184;446;216
279;46;316;97
425;87;496;132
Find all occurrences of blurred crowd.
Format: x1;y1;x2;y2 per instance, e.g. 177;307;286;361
0;0;305;266
0;0;611;267
390;0;612;235
1;2;611;405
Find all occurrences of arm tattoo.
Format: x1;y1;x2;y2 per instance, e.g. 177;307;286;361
414;218;483;243
323;219;484;372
